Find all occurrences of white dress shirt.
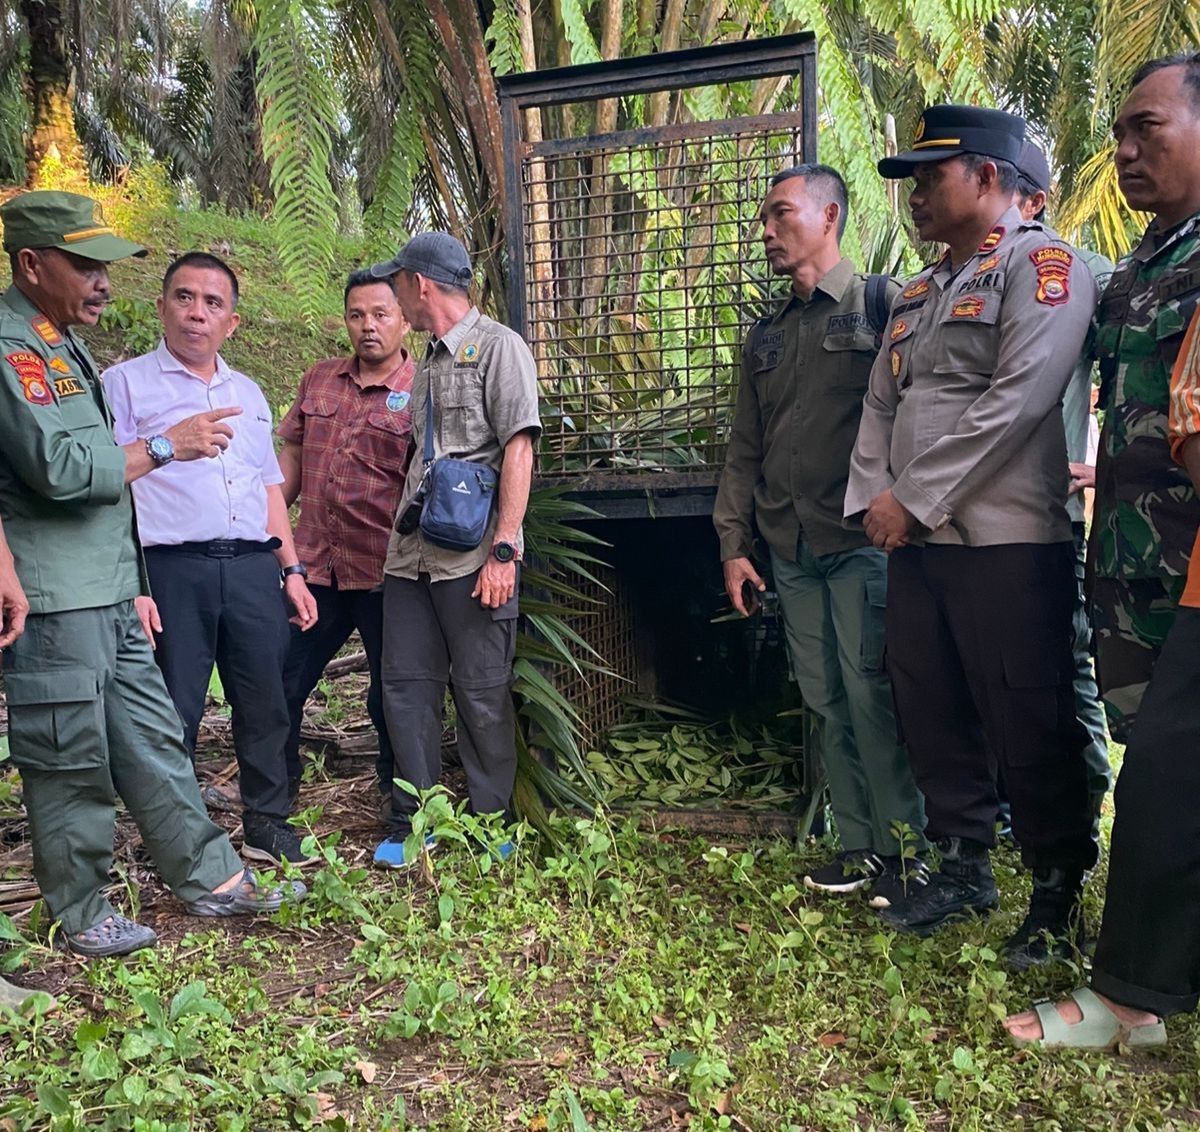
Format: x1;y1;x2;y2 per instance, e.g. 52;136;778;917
102;340;283;546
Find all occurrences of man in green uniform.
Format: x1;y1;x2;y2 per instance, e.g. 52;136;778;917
0;191;305;958
714;164;926;908
1090;52;1200;741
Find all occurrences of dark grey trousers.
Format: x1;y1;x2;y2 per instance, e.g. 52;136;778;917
379;572;518;832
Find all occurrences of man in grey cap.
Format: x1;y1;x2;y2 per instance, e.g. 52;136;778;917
844;107;1098;963
370;232;540;867
1009;141;1113;841
0;190;305;958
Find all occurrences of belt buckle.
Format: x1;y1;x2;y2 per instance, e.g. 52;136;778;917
209;540;238;558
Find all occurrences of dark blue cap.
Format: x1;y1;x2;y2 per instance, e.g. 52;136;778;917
879;105;1027;178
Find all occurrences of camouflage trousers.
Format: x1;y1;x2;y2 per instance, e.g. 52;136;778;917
1092;574;1186;743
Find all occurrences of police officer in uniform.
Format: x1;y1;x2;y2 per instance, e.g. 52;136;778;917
0;191;304;958
845;107;1098;966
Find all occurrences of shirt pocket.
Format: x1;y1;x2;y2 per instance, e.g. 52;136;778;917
819;326;879;419
437;370;489;453
931;293;1002;379
1154;282;1200;376
363;408;414;472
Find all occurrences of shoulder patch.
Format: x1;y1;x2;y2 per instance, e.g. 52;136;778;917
977;226;1006;254
901;278;930;299
951;297;985;319
31;316;63;346
1030;246;1072;306
7;351;52;404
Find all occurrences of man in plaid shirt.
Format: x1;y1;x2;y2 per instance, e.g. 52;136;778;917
277;268;416;808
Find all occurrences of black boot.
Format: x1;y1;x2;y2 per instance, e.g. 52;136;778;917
879;837;999;937
1003;866;1085;971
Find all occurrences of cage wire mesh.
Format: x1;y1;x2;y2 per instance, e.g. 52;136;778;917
524;117;806;478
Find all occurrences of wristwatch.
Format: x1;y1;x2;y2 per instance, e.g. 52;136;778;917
492;541;518;563
280;563;308;582
145;434;175;466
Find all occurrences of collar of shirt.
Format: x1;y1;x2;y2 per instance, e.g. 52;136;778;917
152;338;235;386
351;351;414;391
771;257;856;322
428;307;482;360
1140;210;1200;260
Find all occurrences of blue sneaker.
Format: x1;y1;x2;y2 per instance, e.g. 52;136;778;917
373;833;434;870
493;840;514;862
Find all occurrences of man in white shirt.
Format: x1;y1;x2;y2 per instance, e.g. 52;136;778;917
103;252;318;867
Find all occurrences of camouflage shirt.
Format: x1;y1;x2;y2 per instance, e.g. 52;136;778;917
1092;210;1200;579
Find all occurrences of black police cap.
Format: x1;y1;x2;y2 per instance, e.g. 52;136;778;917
878;105;1027;178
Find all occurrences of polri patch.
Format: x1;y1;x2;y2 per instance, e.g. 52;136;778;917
47;356;72;374
827;312;870;334
1030;246;1072;306
951;297;985;319
386;390;410;412
901;279;930;299
31;316;63;346
977;226;1006;253
7;351;52;404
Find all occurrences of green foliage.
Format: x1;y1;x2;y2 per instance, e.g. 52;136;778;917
484;0;525;77
252;0;342;328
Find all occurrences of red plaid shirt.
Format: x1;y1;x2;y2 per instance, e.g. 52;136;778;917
278;353;415;588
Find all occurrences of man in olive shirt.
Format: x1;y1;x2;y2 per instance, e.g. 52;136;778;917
0;191;304;958
372;233;540;868
714;165;926;908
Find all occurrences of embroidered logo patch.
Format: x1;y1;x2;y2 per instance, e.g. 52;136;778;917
47;356;71;374
975;255;1001;275
1030;246;1073;306
458;343;479;363
951;297;985;319
890;320;909;341
53;376;85;397
977;226;1006;254
7;351;52;404
891;349;901;379
902;279;930;299
31;316;63;346
913;117;926;143
386;390;411;412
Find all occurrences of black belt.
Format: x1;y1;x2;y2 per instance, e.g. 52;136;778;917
146;538;281;558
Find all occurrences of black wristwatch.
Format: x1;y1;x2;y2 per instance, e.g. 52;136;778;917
492;541;518;563
281;562;308;582
146;434;175;466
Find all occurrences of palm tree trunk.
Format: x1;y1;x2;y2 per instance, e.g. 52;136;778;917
19;0;87;185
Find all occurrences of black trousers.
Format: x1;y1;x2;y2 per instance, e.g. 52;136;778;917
282;579;392;792
1092;604;1200;1017
885;542;1095;871
144;546;290;819
380;572;518;832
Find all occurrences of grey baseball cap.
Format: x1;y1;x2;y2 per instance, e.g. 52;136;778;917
369;232;473;288
1016;140;1051;193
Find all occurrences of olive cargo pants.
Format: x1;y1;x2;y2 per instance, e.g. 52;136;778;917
3;601;243;933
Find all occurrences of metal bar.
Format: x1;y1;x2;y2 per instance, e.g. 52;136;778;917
499;91;527;334
496;31;816;108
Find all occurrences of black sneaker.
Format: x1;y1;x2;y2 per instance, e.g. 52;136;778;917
868;855;931;910
1004;867;1086;971
880;838;998;936
242;814;320;868
803;850;884;894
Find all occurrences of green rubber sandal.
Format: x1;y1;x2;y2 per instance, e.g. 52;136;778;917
1012;987;1166;1051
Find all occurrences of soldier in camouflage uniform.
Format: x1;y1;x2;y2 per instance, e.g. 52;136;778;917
1090;53;1200;742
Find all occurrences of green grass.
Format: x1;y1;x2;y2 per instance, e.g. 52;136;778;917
2;781;1198;1131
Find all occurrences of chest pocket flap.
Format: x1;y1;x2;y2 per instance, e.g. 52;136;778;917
933;291;1002;374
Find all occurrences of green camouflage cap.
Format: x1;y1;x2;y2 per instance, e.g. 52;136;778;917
0;190;147;261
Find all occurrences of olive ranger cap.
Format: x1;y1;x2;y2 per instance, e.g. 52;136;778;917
369;232;473;288
878;105;1027;178
0;190;147;261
